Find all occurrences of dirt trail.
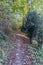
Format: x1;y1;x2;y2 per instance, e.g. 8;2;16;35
7;31;36;65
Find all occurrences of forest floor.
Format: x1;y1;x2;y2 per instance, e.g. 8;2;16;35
6;30;42;65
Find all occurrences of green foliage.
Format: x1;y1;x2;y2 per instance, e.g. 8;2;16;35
16;22;22;29
28;42;43;65
21;10;38;34
0;0;43;65
0;0;29;18
0;31;8;40
28;0;43;15
32;39;38;48
11;22;17;30
0;31;14;64
0;49;6;60
0;31;14;51
0;0;29;34
0;50;3;59
0;18;17;34
34;48;43;65
21;10;43;48
4;26;13;34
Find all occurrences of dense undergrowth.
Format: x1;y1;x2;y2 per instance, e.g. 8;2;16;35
28;45;43;65
0;31;14;65
0;0;43;65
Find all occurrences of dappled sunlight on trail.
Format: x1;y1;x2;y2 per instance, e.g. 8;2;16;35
16;33;29;39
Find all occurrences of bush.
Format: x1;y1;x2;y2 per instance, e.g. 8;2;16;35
32;39;38;48
21;10;43;48
0;31;14;64
21;10;39;34
16;22;22;29
11;22;17;30
0;49;6;60
0;18;17;34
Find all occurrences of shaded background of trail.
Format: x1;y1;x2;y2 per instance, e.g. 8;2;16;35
7;31;36;65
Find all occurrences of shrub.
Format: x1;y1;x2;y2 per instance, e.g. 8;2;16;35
21;10;39;34
21;10;43;48
16;22;22;29
32;39;38;48
0;49;6;60
11;22;17;30
0;18;17;34
4;26;13;34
